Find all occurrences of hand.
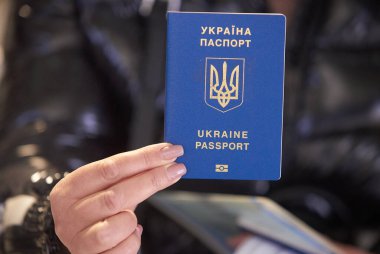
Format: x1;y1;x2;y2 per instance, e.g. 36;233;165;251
50;143;186;254
336;243;374;254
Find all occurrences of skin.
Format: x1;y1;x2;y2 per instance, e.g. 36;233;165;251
50;142;372;254
50;143;186;254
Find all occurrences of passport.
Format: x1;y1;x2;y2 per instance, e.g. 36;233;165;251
164;12;286;180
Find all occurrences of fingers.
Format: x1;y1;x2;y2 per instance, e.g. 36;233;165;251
50;143;185;254
68;211;138;254
68;163;186;231
102;226;142;254
110;163;186;209
59;143;184;199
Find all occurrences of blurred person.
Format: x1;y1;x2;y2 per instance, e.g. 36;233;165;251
0;0;379;253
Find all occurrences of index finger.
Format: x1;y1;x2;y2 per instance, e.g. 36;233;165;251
57;143;184;199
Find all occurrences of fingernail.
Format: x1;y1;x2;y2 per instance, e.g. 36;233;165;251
160;145;184;160
136;224;143;236
166;163;187;179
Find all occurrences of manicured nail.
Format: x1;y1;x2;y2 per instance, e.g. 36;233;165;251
166;163;187;179
160;145;184;160
136;224;143;236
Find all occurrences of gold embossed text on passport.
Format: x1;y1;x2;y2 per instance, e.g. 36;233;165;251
195;129;250;151
200;25;252;48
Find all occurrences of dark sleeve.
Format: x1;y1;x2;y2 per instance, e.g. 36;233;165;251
1;196;70;254
0;0;135;252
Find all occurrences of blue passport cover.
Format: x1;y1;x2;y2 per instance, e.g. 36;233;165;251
165;12;285;180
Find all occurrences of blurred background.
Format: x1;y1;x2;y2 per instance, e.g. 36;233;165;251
0;0;380;253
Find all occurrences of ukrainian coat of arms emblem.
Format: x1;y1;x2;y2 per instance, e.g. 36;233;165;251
205;58;245;112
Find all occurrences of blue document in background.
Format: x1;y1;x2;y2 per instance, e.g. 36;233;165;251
165;12;285;180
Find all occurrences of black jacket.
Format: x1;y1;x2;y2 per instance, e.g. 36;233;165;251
1;0;380;253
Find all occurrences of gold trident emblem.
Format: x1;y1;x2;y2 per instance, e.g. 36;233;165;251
209;61;239;108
